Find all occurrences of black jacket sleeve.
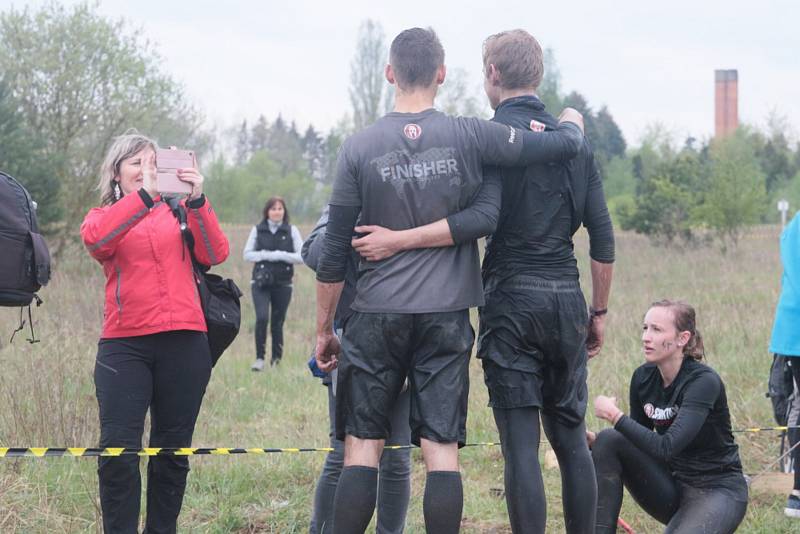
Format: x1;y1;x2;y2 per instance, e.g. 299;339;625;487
516;121;583;165
446;167;502;244
302;205;330;271
615;371;720;461
628;371;652;429
316;204;360;283
582;150;615;264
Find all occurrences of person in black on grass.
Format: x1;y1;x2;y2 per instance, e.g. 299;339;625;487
590;300;748;534
304;154;508;533
303;205;412;534
314;27;585;534
476;29;614;534
243;196;304;370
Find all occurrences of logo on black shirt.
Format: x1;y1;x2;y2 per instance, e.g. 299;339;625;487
644;403;679;426
529;119;546;132
404;124;422;140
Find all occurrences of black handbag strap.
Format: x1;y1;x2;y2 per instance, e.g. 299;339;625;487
166;196;207;273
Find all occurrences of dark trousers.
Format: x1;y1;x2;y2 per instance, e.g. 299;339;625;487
94;331;212;534
252;284;292;363
493;407;596;534
790;358;800;490
592;429;747;534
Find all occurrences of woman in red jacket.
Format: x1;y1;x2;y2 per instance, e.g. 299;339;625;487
81;133;229;534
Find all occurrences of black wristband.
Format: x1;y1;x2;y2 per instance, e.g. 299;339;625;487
187;193;206;209
590;307;608;317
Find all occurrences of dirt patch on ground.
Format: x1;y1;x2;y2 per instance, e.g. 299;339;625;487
461;517;512;533
750;472;793;495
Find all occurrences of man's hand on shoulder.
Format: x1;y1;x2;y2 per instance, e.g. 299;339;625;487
558;107;584;134
352;225;404;261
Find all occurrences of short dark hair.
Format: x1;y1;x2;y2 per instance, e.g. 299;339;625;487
389;27;445;89
263;196;289;224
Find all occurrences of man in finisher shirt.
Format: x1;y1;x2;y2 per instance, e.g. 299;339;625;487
314;27;584;533
477;30;615;533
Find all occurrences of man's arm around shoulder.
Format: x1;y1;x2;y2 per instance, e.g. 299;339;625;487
351;169;502;261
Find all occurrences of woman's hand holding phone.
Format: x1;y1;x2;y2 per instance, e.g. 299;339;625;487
142;149;158;198
177;160;204;201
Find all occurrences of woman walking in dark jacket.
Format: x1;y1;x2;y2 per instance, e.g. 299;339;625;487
81;132;229;533
244;196;304;370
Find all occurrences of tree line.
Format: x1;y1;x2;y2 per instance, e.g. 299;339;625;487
1;2;798;254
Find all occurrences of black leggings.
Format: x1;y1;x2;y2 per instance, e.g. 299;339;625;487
252;283;292;362
592;429;748;534
493;407;596;533
94;330;212;534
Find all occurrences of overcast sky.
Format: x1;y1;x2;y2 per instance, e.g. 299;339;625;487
4;0;799;147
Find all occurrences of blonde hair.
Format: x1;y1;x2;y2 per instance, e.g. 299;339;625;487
482;29;544;91
97;131;157;206
650;299;705;361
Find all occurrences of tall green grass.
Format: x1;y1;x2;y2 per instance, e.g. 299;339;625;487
0;225;795;532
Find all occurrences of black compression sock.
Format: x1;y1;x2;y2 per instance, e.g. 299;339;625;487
424;471;463;534
332;466;378;534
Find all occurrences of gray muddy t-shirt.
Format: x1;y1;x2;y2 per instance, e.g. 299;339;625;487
330;108;525;313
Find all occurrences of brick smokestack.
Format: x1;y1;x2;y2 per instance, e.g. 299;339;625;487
714;69;738;137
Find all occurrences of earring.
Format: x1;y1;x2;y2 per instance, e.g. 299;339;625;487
114;183;121;201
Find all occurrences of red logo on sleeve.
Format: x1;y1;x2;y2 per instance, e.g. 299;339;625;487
529;119;546;132
403;124;422;140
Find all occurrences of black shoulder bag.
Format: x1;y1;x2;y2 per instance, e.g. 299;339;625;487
168;197;242;367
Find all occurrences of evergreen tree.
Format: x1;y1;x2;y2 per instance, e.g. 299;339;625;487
538;48;563;113
250;115;269;153
302;125;325;182
234;119;250;166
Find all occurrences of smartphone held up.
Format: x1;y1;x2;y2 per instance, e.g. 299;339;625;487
156;148;195;195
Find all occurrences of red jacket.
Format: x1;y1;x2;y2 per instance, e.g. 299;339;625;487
81;191;229;338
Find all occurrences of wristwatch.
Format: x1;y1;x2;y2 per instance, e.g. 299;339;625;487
589;307;608;318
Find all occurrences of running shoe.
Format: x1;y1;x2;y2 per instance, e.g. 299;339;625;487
251;359;265;372
785;493;800;518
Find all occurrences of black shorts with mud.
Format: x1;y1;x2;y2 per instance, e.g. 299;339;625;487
336;310;474;446
477;275;589;426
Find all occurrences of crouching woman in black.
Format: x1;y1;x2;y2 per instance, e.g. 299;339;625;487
590;300;748;534
243;196;304;370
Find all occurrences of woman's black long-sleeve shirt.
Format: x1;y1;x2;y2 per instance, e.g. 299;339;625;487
614;358;745;493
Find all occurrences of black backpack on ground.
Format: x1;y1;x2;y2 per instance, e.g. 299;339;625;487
0;171;51;342
767;353;798;473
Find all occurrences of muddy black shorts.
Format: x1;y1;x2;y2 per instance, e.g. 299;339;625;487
477;275;588;426
336;310;474;446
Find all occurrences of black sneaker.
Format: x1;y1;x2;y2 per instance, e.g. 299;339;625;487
785;494;800;518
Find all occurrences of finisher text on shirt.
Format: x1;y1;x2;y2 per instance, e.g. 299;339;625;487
378;157;459;181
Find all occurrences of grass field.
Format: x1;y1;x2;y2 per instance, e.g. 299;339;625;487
0;224;797;533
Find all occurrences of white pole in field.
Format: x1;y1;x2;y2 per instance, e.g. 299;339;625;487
778;199;789;229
